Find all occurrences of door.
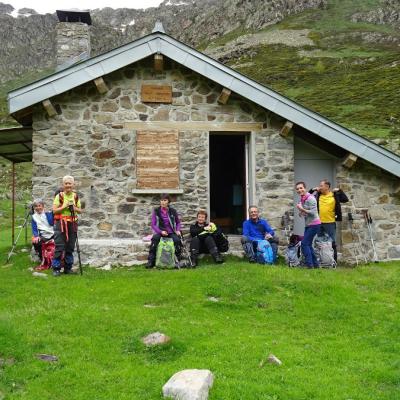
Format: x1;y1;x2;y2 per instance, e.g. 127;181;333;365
209;133;249;234
294;137;335;235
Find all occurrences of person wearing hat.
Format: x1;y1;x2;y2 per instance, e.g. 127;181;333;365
146;194;182;268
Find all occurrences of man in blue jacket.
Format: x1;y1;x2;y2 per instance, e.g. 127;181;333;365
241;206;278;262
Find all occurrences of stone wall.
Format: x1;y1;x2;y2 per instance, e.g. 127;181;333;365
337;160;400;263
56;22;91;67
31;59;294;265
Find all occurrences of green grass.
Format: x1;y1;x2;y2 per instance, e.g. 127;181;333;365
0;232;399;399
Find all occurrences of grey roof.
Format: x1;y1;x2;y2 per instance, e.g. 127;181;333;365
0;127;32;163
7;31;400;177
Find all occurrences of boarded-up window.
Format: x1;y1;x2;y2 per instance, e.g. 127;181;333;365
136;130;179;189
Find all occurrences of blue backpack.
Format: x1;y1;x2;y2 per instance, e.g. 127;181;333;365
256;240;275;264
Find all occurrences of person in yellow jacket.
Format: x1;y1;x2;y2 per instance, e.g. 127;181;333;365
51;175;82;276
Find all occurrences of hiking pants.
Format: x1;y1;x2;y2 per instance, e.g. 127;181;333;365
148;233;181;263
52;220;77;271
301;225;320;268
190;235;217;255
320;222;337;261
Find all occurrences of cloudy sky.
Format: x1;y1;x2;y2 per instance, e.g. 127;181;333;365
7;1;164;14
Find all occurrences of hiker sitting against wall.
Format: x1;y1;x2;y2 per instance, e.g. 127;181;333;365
146;194;182;268
308;179;349;262
31;198;55;271
189;210;228;267
51;175;82;277
241;206;279;262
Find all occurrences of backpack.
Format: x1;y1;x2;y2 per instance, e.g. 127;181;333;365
314;233;336;268
256;240;274;264
285;235;302;267
156;238;175;267
213;231;229;253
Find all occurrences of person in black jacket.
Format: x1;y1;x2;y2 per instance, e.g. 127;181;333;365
309;179;349;262
190;210;228;266
146;194;182;268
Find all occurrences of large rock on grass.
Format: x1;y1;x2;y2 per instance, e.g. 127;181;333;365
162;369;214;400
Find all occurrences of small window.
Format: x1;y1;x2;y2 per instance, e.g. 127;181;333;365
136;130;179;190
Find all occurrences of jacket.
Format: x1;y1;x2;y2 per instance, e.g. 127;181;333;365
309;189;349;222
242;218;275;242
151;206;181;234
31;211;54;237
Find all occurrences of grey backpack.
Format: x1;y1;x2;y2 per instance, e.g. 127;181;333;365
314;233;336;268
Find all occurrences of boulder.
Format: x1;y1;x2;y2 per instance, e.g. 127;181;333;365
162;369;214;400
142;332;171;347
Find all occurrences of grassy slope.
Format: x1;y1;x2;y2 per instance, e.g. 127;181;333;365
219;0;400;139
0;239;399;399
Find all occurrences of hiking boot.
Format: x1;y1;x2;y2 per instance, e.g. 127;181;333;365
210;247;224;264
53;270;61;277
190;249;199;267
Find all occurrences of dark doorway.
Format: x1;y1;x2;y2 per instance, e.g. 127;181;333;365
209;133;247;234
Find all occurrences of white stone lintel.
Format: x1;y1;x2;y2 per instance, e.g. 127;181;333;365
132;189;184;194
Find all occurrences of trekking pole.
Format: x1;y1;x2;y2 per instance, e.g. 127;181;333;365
347;212;360;266
6;204;33;263
363;210;378;263
69;205;83;275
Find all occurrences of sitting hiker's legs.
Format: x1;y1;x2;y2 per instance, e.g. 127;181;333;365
169;233;182;259
147;233;162;268
268;237;279;261
241;236;257;262
33;240;43;261
190;236;201;267
204;235;223;264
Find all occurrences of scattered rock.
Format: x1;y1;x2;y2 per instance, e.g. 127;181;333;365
36;354;58;362
207;296;219;302
268;354;282;366
163;369;214;400
0;357;15;367
99;264;112;271
142;332;171;347
143;303;157;308
32;272;48;279
20;248;29;253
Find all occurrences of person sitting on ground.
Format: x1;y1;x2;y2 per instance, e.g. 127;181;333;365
146;194;182;268
51;175;82;277
31;198;55;271
189;210;227;266
241;206;279;262
308;179;349;262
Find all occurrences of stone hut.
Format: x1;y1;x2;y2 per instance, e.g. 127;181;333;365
7;16;400;266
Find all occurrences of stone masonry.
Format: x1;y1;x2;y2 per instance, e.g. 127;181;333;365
56;22;91;67
30;57;399;266
31;58;293;266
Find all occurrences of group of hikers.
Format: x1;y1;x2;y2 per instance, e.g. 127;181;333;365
30;175;348;276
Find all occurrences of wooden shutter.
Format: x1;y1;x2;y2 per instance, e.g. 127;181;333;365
136;130;179;189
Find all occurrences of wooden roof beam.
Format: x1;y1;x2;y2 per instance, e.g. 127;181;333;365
280;121;293;137
342;153;358;169
154;54;164;72
217;88;231;105
42;99;57;117
94;77;109;94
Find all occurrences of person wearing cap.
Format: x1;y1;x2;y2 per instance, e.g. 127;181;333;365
31;198;55;270
146;194;182;268
51;175;82;276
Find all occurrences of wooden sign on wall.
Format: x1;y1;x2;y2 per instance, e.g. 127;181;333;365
136;130;179;189
141;85;172;103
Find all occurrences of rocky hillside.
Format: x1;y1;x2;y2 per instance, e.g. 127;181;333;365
0;0;399;148
0;0;326;84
